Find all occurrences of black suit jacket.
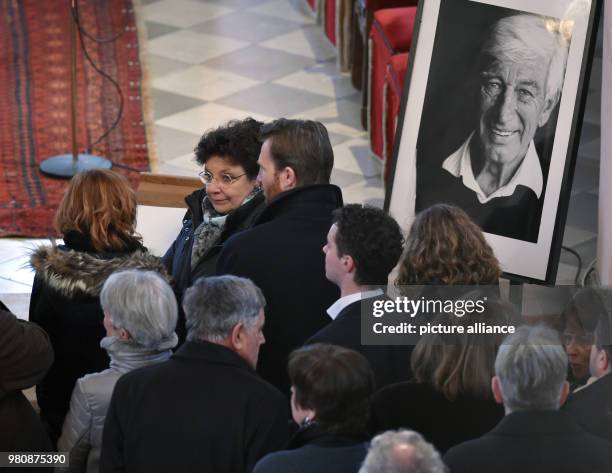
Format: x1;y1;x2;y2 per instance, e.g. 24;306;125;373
563;373;612;442
444;410;612;473
217;185;343;394
100;341;290;473
306;297;413;389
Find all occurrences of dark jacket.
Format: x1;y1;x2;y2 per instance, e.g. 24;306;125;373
306;297;413;389
163;189;266;342
217;185;343;394
100;341;291;473
28;231;168;444
563;373;612;442
444;410;612;473
0;307;54;461
253;423;368;473
370;381;504;453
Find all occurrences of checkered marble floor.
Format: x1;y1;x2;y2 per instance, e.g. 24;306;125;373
0;0;602;317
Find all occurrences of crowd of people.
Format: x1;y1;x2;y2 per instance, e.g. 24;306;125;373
2;116;612;473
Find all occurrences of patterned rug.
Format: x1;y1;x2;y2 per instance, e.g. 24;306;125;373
0;0;153;237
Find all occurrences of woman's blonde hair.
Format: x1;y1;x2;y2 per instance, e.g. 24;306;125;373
54;169;141;252
396;204;501;285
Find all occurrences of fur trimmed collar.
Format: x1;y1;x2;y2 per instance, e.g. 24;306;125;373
30;246;169;298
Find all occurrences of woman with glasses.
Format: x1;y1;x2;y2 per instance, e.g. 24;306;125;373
163;118;266;341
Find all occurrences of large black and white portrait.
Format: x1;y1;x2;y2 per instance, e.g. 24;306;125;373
386;0;598;283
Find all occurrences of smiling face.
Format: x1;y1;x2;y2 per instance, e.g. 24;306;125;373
203;155;256;214
477;53;555;167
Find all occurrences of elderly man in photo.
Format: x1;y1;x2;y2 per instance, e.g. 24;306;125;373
443;326;612;473
420;13;570;242
100;275;290;473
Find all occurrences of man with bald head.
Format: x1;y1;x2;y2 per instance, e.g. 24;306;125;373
418;13;570;242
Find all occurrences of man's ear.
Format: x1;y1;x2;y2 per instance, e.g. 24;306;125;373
559;380;570;406
279;166;297;191
491;376;504;405
538;91;560;127
118;328;131;342
230;322;245;351
343;254;356;275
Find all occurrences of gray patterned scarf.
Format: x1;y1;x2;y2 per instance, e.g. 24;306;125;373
190;187;260;269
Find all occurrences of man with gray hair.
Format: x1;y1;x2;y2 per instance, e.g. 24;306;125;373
359;429;447;473
100;275;290;473
418;13;570;242
444;325;612;473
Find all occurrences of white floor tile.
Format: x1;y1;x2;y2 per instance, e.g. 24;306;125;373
260;29;335;60
144;0;233;28
153;65;260;101
332;137;382;178
250;0;316;25
274;66;355;99
156;103;273;135
148;31;248;64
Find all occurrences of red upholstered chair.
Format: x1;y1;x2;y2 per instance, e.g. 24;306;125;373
324;0;337;45
383;52;409;185
350;0;417;100
369;7;416;160
306;0;317;11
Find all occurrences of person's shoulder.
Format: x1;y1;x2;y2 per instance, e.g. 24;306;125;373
253;449;300;473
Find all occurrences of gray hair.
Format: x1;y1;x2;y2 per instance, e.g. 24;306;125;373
359;430;447;473
183;275;265;342
495;325;567;413
482;14;570;105
100;270;178;349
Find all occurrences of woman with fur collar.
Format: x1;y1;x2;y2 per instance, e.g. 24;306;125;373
29;170;168;445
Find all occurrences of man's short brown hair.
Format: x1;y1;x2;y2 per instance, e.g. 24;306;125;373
260;118;333;186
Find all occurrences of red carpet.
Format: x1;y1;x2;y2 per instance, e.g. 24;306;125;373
0;0;151;238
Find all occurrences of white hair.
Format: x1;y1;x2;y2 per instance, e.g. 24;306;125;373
183;275;265;342
495;325;567;413
359;430;447;473
482;14;571;105
100;270;178;349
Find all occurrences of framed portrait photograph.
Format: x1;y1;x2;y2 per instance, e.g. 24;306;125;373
385;0;601;284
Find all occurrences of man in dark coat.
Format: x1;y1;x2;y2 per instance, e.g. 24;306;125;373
0;303;54;467
100;276;290;473
444;325;612;473
217;119;343;394
306;204;413;389
563;289;612;441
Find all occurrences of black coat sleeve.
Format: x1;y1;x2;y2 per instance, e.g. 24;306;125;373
100;378;127;473
0;308;53;396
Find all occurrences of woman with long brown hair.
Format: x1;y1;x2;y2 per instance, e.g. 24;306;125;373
29;169;169;445
396;203;501;286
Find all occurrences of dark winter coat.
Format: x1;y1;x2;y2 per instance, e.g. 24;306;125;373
370;381;504;454
162;188;266;342
0;307;54;462
563;373;612;442
216;185;343;394
100;341;291;473
28;231;168;444
253;423;368;473
444;410;612;473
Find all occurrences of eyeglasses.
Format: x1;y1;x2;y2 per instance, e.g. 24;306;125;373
562;332;595;346
199;170;247;186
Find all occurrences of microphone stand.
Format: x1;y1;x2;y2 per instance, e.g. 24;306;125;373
39;0;111;178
